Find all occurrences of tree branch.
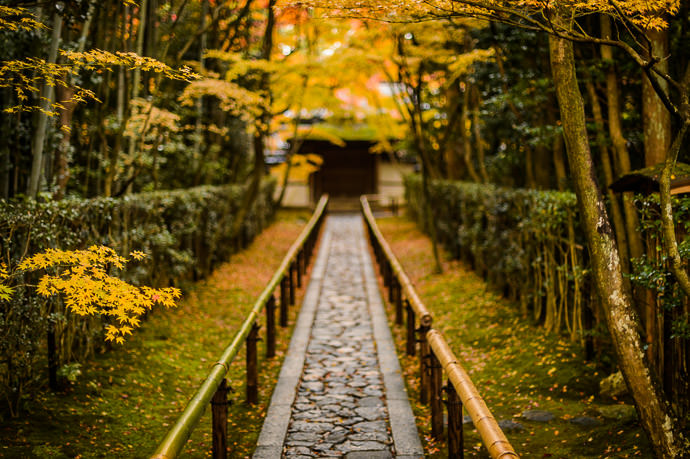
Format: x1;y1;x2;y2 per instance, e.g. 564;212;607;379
659;123;690;298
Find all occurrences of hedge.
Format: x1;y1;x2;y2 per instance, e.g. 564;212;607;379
405;174;592;336
405;174;690;417
0;179;276;415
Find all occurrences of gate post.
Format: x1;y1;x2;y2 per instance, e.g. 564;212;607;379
289;262;296;305
280;277;289;327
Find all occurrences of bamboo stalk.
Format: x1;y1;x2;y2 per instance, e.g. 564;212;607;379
427;329;519;459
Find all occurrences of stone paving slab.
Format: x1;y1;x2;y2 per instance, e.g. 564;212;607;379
254;214;423;458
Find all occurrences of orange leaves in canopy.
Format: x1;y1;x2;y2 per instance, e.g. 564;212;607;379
285;0;680;31
16;246;181;344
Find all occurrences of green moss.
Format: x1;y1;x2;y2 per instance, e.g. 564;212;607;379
377;215;652;458
0;209;310;458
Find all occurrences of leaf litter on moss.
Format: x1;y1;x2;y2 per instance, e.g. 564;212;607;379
376;215;651;459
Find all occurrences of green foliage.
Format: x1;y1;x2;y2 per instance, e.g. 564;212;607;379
405;174;592;339
406;173;690;348
0;179;276;416
0;209;308;457
630;193;690;338
377;215;653;458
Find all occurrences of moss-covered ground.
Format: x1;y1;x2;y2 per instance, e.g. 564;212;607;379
376;215;652;458
0;209;312;458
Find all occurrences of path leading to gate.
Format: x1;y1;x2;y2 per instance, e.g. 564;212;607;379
254;214;423;459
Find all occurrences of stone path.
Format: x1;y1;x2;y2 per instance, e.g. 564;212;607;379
255;215;423;459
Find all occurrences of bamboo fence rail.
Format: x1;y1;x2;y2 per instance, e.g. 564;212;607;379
361;196;519;459
151;195;329;459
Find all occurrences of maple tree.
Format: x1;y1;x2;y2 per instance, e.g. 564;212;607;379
281;1;690;457
1;247;180;344
0;5;198;199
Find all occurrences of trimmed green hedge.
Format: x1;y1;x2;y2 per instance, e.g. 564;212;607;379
0;180;275;414
405;175;593;339
405;174;690;417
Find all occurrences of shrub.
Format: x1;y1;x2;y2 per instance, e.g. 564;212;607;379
406;174;592;339
0;179;275;415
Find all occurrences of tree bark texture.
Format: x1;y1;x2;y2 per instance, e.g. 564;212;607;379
27;10;62;198
600;16;644;262
548;18;687;458
584;78;630;276
229;0;275;238
461;86;481;183
642;29;671;168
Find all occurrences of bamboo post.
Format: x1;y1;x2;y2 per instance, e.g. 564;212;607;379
430;352;443;438
446;381;464;458
419;323;431;404
383;259;391;289
280;277;288;327
296;251;303;287
289;262;296;305
211;379;229;459
246;322;259;405
406;300;416;356
394;280;403;325
427;329;519;458
265;296;276;359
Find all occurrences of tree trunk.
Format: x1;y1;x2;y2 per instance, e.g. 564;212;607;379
105;5;130;197
123;0;149;192
54;83;77;199
192;0;208;186
552;132;567;191
642;29;671;168
471;86;489;183
461;86;481;182
600;18;644;261
584;78;630;276
27;10;62;198
228;0;275;237
660;125;690;298
600;15;650;354
548;17;687;458
421;156;443;274
443;82;463;180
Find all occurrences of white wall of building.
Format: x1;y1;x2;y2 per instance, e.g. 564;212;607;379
377;160;415;202
274;182;311;208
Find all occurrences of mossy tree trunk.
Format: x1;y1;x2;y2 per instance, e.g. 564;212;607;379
229;0;275;237
548;13;688;458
